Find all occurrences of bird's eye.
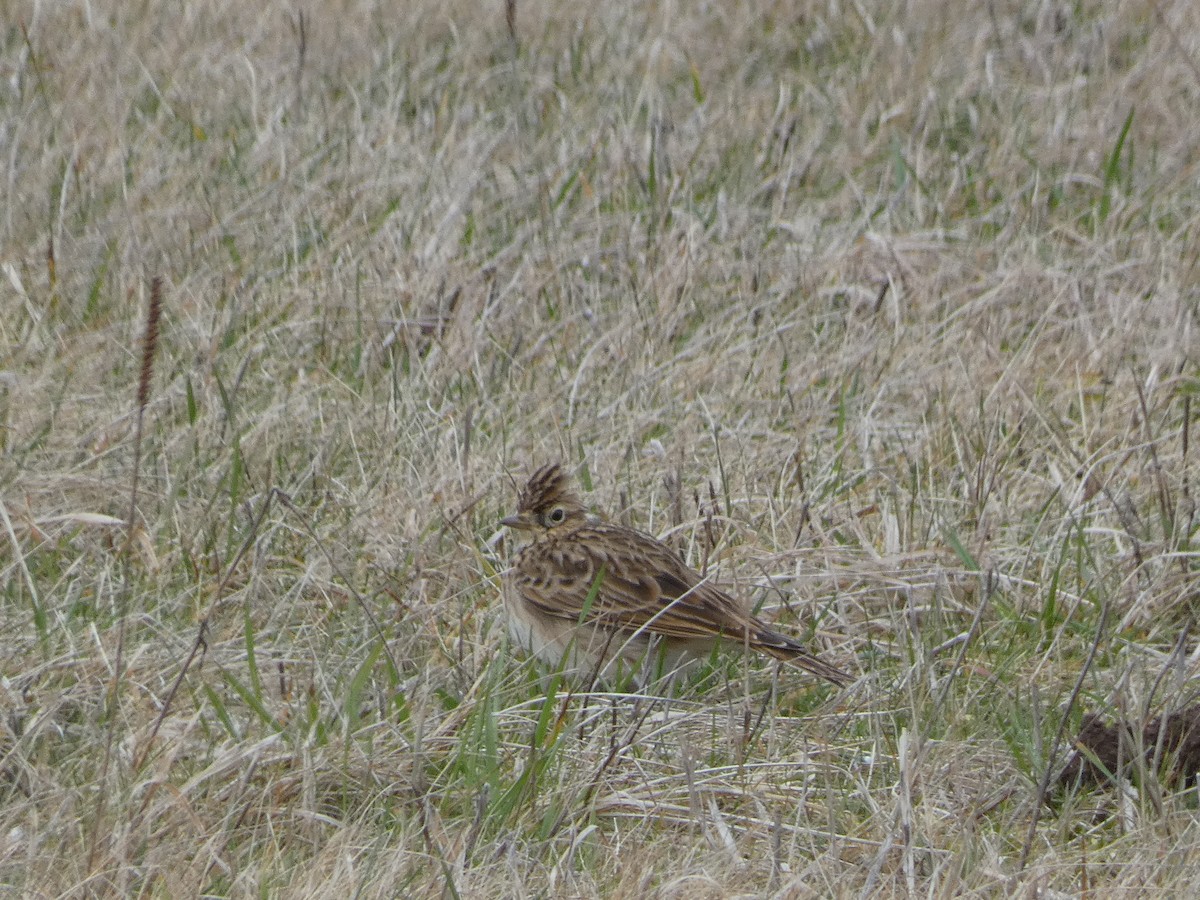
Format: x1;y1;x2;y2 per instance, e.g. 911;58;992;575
548;507;566;524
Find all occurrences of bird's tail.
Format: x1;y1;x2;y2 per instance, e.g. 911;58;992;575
751;626;852;686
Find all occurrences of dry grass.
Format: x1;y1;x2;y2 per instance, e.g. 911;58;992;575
3;0;1200;895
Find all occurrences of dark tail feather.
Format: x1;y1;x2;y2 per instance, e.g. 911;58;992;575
753;628;852;686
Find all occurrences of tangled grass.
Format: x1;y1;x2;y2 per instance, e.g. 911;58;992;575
3;1;1200;895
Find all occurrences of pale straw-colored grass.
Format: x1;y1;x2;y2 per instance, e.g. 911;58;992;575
3;0;1200;895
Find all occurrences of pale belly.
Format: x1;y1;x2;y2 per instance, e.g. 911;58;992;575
502;579;714;686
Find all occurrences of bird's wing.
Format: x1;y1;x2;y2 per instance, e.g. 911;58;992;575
514;525;751;641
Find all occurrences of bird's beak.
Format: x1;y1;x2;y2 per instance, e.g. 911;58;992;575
500;513;528;529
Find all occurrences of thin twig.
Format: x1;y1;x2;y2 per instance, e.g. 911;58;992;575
1017;597;1109;873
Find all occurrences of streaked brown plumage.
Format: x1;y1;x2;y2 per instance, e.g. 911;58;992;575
500;463;850;686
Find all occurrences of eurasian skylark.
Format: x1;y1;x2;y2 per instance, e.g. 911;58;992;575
500;463;850;686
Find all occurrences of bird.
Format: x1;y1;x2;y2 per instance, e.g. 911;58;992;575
499;462;850;687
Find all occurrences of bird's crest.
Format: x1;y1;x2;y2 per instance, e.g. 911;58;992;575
518;463;582;514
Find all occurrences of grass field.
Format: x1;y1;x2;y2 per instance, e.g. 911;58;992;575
3;1;1200;895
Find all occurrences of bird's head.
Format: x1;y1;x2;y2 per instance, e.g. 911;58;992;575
501;463;588;534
